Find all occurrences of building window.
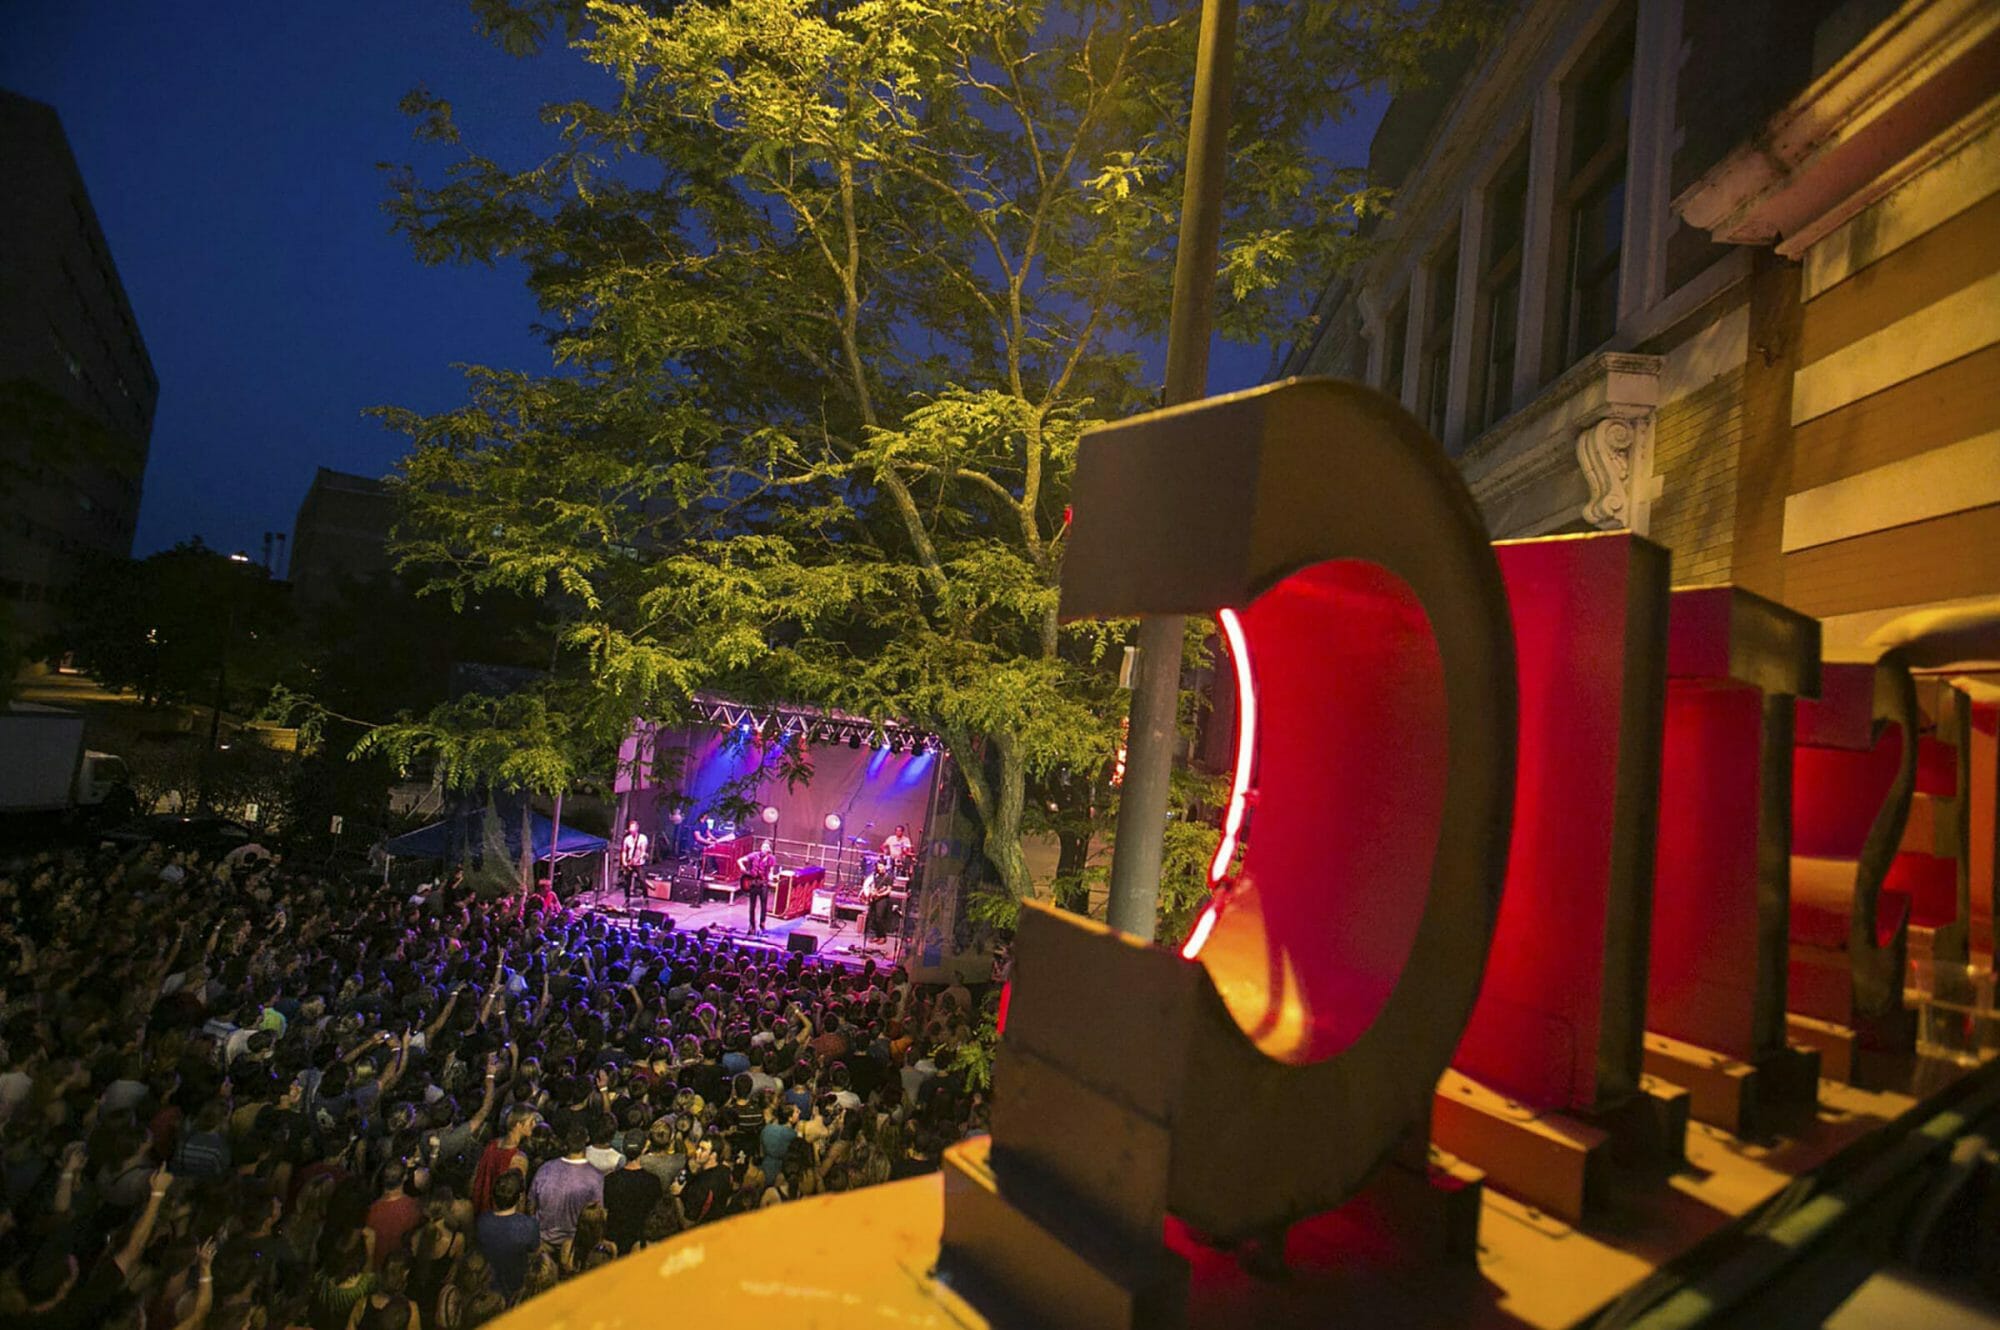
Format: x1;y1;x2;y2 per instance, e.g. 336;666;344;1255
1381;296;1410;404
1557;24;1634;366
1418;232;1459;441
1473;151;1529;432
47;327;83;381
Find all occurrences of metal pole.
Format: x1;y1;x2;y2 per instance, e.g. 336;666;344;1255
198;599;234;813
1104;0;1237;941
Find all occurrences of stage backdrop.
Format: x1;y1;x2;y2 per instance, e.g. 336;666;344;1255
620;721;941;864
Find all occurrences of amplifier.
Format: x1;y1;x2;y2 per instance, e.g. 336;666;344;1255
786;931;820;954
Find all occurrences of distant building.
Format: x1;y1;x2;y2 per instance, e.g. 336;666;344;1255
0;89;157;644
1284;0;1998;654
288;467;396;605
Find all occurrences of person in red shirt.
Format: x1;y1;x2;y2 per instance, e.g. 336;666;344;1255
809;1012;849;1064
471;1104;538;1213
363;1160;423;1269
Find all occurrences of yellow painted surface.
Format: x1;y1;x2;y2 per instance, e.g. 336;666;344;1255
1791;268;2000;425
1782;429;2000;553
498;1061;1984;1329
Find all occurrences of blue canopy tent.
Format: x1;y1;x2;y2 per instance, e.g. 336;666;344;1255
384;810;607;862
382;800;608;880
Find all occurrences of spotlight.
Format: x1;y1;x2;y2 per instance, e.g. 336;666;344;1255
889;736;905;755
848;731;861;749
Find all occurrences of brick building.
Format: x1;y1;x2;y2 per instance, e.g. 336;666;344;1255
1284;0;1998;654
0;90;156;644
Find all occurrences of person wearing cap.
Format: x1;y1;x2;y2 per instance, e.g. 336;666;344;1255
602;1129;662;1255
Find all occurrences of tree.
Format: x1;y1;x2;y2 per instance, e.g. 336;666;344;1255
381;0;1489;909
62;540;293;711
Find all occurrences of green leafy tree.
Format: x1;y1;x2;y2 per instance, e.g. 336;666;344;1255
381;0;1488;907
267;571;548;850
62;540;293;711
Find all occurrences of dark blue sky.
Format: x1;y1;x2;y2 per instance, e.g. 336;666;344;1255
2;2;592;560
2;3;1380;563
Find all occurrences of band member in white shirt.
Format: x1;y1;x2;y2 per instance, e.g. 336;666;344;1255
619;820;651;901
881;825;914;872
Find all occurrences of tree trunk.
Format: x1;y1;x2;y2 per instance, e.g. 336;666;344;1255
943;727;1034;903
1053;826;1093;913
1055;827;1091;879
983;735;1032;900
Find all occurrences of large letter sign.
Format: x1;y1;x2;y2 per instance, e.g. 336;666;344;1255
1641;587;1822;1133
1790;655;1921;1072
1884;679;1974;967
1435;531;1685;1223
1976;694;2000;961
937;379;1517;1329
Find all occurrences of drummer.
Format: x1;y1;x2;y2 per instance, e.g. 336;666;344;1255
880;825;914;875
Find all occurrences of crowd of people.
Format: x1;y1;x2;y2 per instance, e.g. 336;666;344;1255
0;839;992;1329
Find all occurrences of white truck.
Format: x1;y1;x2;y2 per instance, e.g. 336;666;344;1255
0;704;130;814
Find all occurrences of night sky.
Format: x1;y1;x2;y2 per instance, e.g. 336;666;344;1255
2;3;1379;565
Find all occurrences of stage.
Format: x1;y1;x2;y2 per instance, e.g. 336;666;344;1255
598;702;950;969
568;879;907;969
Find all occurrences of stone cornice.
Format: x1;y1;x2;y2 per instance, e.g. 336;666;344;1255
1462;351;1661;468
1461;350;1663;523
1674;0;2000;257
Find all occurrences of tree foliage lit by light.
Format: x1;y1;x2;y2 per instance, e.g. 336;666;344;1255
376;0;1491;913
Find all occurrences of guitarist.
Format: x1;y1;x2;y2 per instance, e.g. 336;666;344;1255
618;819;651;902
860;866;894;945
735;839;778;934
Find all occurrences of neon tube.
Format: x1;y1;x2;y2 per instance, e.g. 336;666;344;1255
1181;897;1221;960
1208;606;1257;884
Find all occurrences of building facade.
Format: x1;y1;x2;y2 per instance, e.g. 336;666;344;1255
0;90;157;644
287;467;396;606
1285;0;1998;655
